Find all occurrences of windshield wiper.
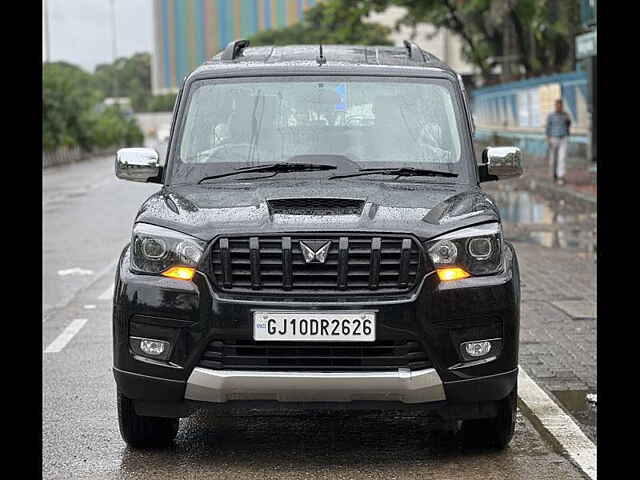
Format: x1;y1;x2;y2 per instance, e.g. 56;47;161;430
329;167;458;180
198;162;337;184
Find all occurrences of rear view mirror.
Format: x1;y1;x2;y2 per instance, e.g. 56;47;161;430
115;148;162;183
479;146;523;182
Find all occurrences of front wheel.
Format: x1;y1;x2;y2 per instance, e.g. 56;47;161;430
117;392;179;448
460;382;517;449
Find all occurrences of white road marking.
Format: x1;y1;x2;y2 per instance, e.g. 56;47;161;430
44;319;88;353
43;258;118;323
98;283;115;301
58;267;94;276
518;366;597;480
83;304;96;310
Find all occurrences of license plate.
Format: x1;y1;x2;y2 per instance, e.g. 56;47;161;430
253;311;376;342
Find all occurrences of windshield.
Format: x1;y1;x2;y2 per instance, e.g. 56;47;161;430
169;76;469;184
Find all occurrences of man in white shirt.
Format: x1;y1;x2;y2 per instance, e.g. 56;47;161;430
545;99;572;185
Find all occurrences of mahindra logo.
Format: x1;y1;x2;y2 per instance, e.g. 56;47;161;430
299;240;331;264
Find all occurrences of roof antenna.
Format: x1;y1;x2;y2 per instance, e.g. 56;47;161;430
316;44;326;65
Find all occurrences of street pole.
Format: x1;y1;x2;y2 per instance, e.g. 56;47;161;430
110;0;119;103
589;56;597;165
43;0;50;62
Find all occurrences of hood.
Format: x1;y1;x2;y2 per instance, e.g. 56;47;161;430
134;179;500;241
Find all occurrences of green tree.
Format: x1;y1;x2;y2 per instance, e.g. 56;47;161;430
43;60;144;153
363;0;582;83
148;93;178;112
254;0;582;84
88;106;143;149
248;0;393;46
94;52;153;111
43;62;101;151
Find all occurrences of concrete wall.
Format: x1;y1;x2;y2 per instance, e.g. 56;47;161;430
472;71;590;161
475;129;588;164
472;71;589;132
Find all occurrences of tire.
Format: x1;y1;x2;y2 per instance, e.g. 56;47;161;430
117;392;179;448
460;382;517;449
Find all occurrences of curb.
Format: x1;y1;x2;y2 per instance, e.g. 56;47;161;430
517;366;596;480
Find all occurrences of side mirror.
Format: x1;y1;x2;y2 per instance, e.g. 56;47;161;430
479;146;523;182
115;148;162;183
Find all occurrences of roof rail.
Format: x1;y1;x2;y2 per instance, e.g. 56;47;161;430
403;40;426;62
221;39;250;61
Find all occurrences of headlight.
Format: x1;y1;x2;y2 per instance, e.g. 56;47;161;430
424;223;503;278
131;223;205;279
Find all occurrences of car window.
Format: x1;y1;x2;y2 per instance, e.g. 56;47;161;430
172;76;467;183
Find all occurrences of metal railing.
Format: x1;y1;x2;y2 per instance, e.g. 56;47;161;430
42;146;117;169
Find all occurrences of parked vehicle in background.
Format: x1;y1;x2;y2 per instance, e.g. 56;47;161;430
113;40;523;450
103;97;134;117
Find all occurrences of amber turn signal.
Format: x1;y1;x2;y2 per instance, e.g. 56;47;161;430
436;267;471;281
161;266;196;280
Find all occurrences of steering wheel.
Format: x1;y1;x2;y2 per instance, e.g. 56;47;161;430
203;143;266;163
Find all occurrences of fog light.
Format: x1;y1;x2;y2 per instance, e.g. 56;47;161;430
140;339;168;356
463;341;491;357
466;341;491;357
130;336;171;361
458;338;502;363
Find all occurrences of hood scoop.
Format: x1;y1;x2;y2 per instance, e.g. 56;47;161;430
267;198;365;216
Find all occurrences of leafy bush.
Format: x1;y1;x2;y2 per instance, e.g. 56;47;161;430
43;62;101;152
94;53;153;111
147;93;178;113
124;116;144;147
43;62;144;152
89;107;144;149
93;53;177;113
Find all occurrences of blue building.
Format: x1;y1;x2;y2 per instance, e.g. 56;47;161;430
152;0;317;94
472;71;589;158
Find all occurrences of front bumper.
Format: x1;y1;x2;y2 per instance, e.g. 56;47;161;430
113;365;518;418
184;367;445;403
113;241;520;412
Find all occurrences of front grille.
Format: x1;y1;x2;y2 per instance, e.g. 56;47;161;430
209;234;422;293
198;339;431;372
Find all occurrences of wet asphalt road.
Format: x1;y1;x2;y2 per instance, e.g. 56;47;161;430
43;155;586;479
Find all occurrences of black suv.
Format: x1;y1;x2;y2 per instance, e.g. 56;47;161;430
113;41;523;449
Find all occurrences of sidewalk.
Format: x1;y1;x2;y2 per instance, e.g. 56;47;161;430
481;140;598;442
516;242;596;392
474;139;597;204
484;162;598;443
519;150;596;203
513;240;596;444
